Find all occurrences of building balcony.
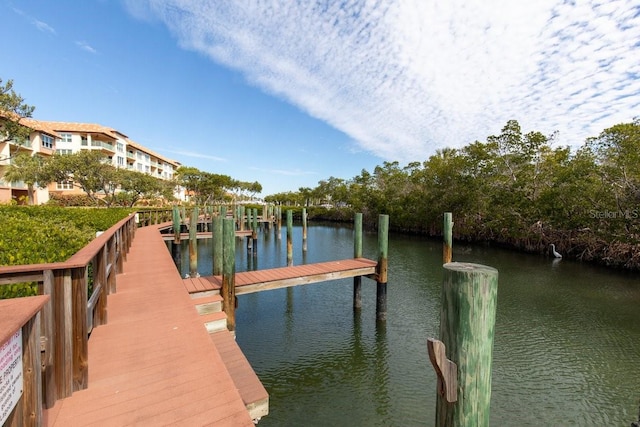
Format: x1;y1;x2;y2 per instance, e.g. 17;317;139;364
89;140;115;153
1;138;33;152
0;179;28;189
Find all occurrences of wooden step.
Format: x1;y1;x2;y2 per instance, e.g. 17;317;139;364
210;330;269;423
201;311;228;333
192;294;223;315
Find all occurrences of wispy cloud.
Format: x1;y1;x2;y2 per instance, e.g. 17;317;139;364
34;19;56;35
249;166;318;177
127;0;640;161
161;148;227;162
13;8;56;35
75;41;97;54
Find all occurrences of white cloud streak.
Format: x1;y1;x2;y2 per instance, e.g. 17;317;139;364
160;148;227;162
75;41;97;54
249;166;318;177
34;19;56;35
12;8;56;35
127;0;640;161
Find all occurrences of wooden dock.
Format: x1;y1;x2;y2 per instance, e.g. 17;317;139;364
44;225;267;426
161;230;253;241
182;258;378;295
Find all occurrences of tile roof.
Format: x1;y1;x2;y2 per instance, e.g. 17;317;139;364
35;121;121;141
0;113;59;137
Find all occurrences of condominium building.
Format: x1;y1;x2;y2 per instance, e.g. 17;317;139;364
0;117;182;204
0;117;59;204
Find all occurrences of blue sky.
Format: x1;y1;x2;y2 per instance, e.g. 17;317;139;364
2;1;639;196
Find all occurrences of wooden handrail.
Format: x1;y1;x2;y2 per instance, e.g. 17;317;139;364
0;212;137;412
0;295;49;427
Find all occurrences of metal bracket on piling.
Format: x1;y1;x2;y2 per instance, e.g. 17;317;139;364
427;338;458;403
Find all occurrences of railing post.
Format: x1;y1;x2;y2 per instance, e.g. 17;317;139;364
52;269;73;398
108;235;118;292
94;245;108;327
41;270;56;408
71;266;88;392
376;214;389;321
353;213;363;310
115;229;124;274
21;309;43;427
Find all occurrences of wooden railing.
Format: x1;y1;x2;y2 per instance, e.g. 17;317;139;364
135;208;173;227
0;213;136;410
1;295;49;426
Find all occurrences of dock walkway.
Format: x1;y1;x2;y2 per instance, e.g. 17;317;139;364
183;258;378;295
44;225;261;426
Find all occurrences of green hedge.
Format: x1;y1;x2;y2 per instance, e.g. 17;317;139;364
0;206;133;299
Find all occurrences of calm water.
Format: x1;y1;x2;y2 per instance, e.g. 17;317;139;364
173;223;640;426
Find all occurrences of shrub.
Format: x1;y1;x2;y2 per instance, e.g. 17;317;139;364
0;206;133;298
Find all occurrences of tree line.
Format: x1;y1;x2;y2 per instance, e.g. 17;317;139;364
267;119;640;270
4;151;262;207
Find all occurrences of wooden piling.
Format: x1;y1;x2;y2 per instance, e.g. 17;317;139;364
353;213;363;309
246;207;253;254
302;208;308;252
252;208;258;256
222;218;236;332
286;209;293;266
433;262;498;427
376;214;389;321
171;206;182;270
443;212;453;264
239;206;245;231
172;206;181;243
212;214;223;276
189;207;198;277
277;206;282;240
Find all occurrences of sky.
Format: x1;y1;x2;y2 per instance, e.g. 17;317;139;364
1;0;639;197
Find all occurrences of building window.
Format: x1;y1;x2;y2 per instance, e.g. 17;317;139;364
137;164;142;171
56;149;73;155
59;133;72;143
136;152;143;160
56;180;74;190
117;156;125;166
145;165;150;173
144;154;150;162
81;136;88;146
117;142;124;153
41;134;54;149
